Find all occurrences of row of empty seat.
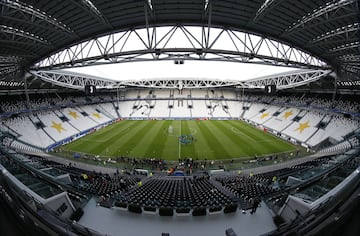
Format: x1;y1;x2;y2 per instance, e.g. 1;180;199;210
116;175;237;210
242;101;359;148
1;102;117;150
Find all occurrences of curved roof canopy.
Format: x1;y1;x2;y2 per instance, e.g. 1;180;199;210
0;0;359;86
29;68;331;90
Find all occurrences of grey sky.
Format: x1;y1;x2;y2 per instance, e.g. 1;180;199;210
69;60;297;82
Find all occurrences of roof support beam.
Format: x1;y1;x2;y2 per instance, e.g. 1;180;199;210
0;0;73;33
310;23;360;44
339;54;360;62
0;25;51;45
327;41;360;54
29;69;247;90
253;0;286;22
69;0;112;29
29;69;331;91
244;69;332;90
29;70;117;90
286;0;359;33
32;25;328;71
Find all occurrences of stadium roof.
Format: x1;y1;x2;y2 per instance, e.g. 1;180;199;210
0;0;359;90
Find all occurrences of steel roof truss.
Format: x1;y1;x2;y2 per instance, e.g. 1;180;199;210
33;25;328;70
29;69;330;91
0;0;73;33
244;69;332;90
287;0;358;33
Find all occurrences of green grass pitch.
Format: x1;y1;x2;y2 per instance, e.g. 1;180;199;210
62;120;297;161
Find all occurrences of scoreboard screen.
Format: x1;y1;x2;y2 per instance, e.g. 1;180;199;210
265;85;276;95
84;85;96;95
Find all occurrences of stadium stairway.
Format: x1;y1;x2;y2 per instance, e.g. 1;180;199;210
61;107;98;131
21;115;55;147
2;134;44;153
187;97;193;118
10;140;43;153
205;94;212;109
244;103;268;121
282;110;323;143
131;100;141;116
209;178;239;202
304;115;332;146
97;103;117;120
239;101;251;118
304;126;321;145
279;120;295;133
278;108;301;133
112;102;121;118
32;114;57;144
168;99;174;118
0;123;20;138
76;107;100;124
223;104;230;118
318;139;355;154
147;100;155;118
38;111;79;142
53;110;81;132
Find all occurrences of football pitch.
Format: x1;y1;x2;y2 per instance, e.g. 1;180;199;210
62;120;297;161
